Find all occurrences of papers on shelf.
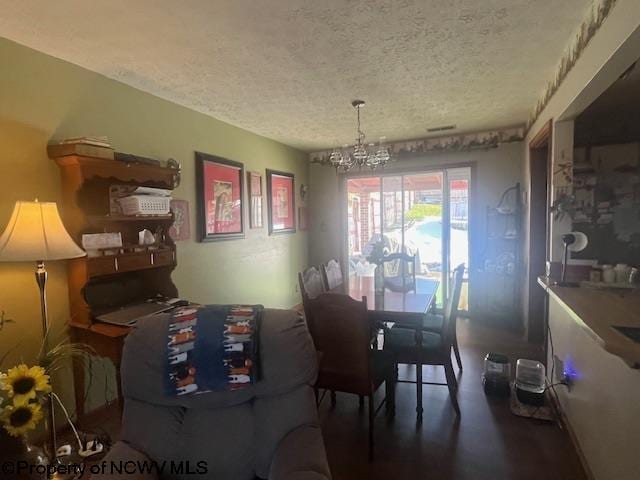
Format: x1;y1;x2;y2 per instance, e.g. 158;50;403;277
131;186;172;197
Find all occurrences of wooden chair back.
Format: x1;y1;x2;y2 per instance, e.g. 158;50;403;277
381;252;416;293
321;259;343;291
298;266;325;301
441;264;465;346
305;293;373;395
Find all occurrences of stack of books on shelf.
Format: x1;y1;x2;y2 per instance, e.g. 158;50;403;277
48;135;115;160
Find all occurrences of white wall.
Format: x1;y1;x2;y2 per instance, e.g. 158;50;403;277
547;294;640;480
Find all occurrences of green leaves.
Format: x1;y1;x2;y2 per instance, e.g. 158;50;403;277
405;203;442;221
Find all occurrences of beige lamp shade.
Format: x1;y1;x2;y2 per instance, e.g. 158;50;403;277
0;201;86;262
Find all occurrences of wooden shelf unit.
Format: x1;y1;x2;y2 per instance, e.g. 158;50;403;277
476;182;522;328
85;248;176;278
86;213;174;224
53;154;180;419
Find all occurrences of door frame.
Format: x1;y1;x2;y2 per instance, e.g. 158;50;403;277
527;120;552;342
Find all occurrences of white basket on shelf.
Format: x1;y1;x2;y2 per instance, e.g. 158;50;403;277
119;195;171;215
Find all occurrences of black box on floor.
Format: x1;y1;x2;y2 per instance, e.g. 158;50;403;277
515;386;545;406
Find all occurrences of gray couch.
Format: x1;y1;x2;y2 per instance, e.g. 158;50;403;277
94;308;331;480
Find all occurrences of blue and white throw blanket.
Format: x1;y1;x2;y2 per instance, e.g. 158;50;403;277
165;304;262;396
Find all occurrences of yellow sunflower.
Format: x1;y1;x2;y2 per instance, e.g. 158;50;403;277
1;402;44;437
2;364;51;406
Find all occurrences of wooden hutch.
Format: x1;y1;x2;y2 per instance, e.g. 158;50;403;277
52;153;180;419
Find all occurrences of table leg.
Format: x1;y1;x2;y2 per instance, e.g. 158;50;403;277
416;359;423;421
416;328;423;422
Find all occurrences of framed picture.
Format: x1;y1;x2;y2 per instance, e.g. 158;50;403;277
247;171;263;228
196;152;244;242
169;199;190;241
266;169;295;234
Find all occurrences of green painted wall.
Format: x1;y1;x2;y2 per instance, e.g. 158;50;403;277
0;38;309;414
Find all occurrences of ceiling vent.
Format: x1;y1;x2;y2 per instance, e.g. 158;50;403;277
427;124;456;133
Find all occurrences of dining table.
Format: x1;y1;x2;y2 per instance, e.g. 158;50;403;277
330;274;440;418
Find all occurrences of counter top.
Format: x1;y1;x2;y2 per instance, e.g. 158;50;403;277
538;276;640;368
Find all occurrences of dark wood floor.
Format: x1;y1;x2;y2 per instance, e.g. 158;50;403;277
319;319;587;480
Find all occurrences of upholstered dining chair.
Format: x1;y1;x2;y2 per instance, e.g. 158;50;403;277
305;293;395;461
298;265;334;404
389;263;465;371
381;252;416;293
383;264;465;421
321;258;343;291
419;264;466;370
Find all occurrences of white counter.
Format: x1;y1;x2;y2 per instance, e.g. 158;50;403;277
540;278;640;480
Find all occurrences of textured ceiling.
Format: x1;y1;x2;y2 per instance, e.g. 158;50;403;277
0;0;591;151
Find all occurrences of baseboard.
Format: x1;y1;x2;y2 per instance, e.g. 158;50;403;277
546;389;596;480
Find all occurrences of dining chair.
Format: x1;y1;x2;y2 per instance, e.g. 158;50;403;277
391;263;464;370
419;263;465;371
381;252;416;293
321;258;343;291
298;265;325;303
305;293;395;461
298;265;332;403
383;264;465;421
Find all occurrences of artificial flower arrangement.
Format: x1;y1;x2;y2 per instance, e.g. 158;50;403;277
0;364;50;437
0;309;93;440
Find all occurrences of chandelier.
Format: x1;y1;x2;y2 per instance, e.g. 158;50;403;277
329;100;391;172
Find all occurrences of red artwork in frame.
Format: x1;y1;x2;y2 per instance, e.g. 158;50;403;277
266;169;295;234
196;152;244;242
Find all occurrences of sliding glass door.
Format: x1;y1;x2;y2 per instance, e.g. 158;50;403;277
346;167;470;310
447;168;470;311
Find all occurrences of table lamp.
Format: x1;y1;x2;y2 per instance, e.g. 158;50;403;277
556;231;588;287
0;200;85;462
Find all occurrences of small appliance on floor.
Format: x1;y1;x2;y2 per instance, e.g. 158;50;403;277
515;359;546;406
482;352;511;397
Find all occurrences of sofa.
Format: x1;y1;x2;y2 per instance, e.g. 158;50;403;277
94;308;331;480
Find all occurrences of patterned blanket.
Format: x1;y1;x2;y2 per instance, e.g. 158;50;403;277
165;304;262;396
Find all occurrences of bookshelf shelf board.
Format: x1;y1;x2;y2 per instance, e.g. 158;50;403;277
87;214;174;223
